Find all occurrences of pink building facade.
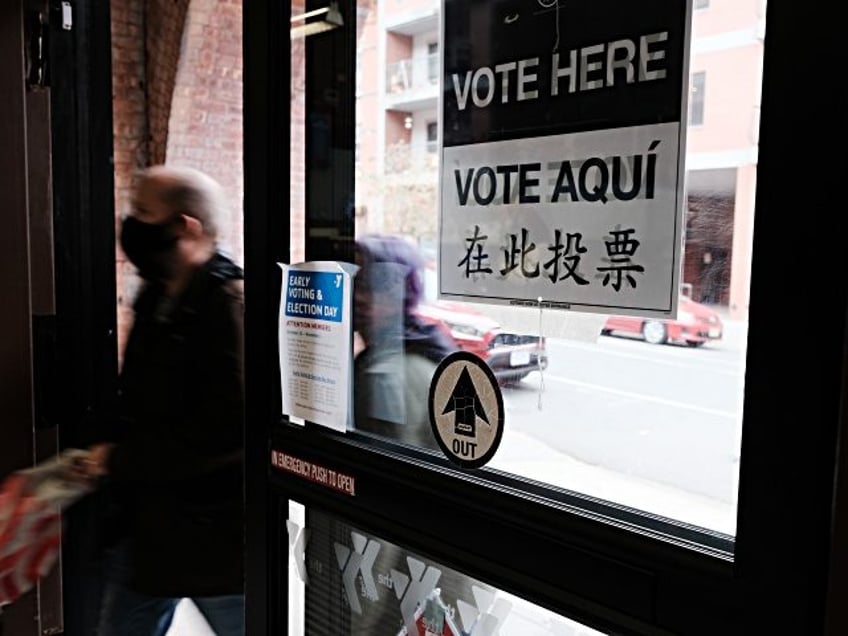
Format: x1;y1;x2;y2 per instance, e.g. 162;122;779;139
355;0;766;319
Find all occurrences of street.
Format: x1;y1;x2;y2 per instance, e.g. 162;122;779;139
489;319;747;530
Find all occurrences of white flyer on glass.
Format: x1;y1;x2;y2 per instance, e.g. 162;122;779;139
279;261;357;432
438;0;691;318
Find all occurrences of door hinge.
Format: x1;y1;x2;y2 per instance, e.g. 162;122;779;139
60;2;72;30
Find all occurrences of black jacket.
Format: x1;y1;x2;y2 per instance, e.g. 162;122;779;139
107;253;245;597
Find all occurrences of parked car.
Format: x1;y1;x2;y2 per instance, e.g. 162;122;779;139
416;300;548;384
415;261;548;383
601;293;723;347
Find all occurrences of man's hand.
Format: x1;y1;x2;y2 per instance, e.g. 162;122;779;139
86;443;115;478
67;443;115;484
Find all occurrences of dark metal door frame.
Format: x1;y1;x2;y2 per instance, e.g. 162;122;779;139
0;1;38;630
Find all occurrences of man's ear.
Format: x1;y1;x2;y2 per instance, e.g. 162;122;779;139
180;214;204;238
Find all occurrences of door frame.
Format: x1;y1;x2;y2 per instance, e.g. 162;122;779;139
50;1;119;633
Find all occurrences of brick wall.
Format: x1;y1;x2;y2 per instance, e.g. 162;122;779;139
167;0;245;265
110;0;148;355
146;0;192;165
111;0;246;355
111;0;357;351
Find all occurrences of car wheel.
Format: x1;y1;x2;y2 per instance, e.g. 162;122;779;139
642;320;668;345
601;329;612;336
686;340;705;348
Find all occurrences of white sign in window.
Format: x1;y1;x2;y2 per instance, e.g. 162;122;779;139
438;0;692;318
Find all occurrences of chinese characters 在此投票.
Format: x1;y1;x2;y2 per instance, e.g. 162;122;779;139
459;225;644;292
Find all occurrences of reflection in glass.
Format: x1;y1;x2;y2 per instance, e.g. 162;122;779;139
291;2;307;263
287;502;606;636
352;235;458;449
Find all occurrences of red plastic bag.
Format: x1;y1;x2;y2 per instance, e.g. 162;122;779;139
397;588;463;636
0;450;93;607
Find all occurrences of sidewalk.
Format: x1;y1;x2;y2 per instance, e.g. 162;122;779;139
489;427;737;535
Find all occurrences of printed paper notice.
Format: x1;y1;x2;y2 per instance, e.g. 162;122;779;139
279;261;356;432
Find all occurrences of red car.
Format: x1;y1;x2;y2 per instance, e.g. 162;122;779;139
416;260;548;383
416;300;548;384
602;294;723;347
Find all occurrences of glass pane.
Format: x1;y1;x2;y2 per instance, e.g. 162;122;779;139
348;1;764;535
287;501;606;636
291;1;307;263
690;72;706;125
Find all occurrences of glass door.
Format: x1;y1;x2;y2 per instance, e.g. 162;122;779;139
243;1;848;634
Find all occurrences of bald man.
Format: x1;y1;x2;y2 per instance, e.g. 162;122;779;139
91;166;245;636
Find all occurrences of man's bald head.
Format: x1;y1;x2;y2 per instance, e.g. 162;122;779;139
132;165;226;239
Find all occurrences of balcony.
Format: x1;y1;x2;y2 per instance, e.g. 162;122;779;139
384;6;439;36
385;53;439;111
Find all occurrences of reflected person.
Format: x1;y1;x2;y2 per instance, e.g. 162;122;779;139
353;235;456;449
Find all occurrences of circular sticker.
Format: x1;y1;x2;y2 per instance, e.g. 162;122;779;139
428;351;504;469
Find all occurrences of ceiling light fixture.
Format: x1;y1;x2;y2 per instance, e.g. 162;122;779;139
290;3;343;39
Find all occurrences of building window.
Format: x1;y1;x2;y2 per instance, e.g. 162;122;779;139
427;42;439;83
426;121;438;153
690;71;706;125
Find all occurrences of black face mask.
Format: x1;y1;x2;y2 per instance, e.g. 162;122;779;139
120;216;180;281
